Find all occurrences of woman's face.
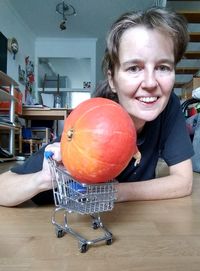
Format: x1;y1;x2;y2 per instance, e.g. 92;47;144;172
108;26;175;131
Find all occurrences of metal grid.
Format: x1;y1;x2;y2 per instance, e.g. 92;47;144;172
46;155;117;252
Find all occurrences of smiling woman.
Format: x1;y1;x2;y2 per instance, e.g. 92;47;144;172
107;26;175;127
0;6;194;207
92;7;193;202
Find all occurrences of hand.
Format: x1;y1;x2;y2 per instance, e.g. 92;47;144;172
44;142;62;162
40;142;62;190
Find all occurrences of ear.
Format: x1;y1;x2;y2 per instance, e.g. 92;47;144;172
107;70;116;93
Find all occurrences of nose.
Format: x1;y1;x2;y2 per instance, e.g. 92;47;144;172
141;70;158;89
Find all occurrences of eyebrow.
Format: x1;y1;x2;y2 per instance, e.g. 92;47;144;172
157;59;175;66
121;58;175;67
121;59;141;66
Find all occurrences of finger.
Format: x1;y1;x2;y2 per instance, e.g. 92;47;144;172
45;143;61;161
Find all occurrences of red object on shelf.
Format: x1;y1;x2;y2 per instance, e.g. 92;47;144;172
0;88;22;115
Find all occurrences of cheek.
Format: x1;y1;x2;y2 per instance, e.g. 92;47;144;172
160;75;175;94
113;75;140;96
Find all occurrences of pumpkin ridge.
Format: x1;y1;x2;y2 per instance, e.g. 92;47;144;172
72;102;120;128
71;129;135;148
75;129;134;136
65;134;131;167
61;98;137;183
73;129;136;143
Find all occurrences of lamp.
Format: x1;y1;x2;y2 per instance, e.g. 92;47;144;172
154;0;166;7
56;1;76;30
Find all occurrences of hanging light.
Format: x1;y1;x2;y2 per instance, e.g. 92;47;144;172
154;0;167;7
56;1;76;30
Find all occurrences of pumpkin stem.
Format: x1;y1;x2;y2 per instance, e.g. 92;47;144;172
133;151;141;166
67;128;74;141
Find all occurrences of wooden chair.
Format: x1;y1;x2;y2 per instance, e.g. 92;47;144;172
20;127;44;155
31;127;51;145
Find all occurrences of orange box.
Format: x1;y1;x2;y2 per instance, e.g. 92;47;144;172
0;88;23;115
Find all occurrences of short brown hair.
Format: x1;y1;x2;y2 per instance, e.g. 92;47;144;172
93;7;189;101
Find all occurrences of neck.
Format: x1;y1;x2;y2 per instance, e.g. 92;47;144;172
132;118;146;134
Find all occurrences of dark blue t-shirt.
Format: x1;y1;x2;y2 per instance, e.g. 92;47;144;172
117;92;194;182
11;93;194;204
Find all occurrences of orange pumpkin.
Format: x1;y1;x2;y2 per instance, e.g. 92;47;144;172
61;97;140;183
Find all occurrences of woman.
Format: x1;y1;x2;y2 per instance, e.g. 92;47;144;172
91;7;194;201
0;7;194;206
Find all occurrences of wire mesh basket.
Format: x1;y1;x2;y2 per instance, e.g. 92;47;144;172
46;152;117;252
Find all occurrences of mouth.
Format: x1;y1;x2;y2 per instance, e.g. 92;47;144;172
136;96;159;104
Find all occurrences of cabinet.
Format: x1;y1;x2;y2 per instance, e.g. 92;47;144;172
0;71;20;161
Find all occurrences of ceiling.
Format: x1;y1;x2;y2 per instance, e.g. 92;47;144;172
9;0;199;87
8;0;157;39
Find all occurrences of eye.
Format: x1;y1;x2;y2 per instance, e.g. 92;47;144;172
156;65;171;72
127;65;141;73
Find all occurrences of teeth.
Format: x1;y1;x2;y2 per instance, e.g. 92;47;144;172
138;97;157;103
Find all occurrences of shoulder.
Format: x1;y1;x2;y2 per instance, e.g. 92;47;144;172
160;92;183;127
163;92;181;115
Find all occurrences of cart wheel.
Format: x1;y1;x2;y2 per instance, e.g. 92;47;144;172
55;228;65;238
92;221;99;229
80;243;88;253
106;238;112;245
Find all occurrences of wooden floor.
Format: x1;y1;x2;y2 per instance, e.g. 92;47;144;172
0;160;200;271
0;160;25;173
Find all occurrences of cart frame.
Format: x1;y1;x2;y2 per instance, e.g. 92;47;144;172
47;155;116;253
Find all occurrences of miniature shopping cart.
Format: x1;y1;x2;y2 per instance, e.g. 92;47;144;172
45;151;117;253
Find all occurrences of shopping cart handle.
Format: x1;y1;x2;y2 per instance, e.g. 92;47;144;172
44;151;54;159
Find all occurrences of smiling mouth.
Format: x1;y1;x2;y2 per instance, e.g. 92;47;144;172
137;96;158;103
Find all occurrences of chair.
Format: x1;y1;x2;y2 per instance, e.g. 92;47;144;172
31;127;51;145
20;127;44;155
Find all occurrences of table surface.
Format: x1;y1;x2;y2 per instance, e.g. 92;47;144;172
0;170;200;271
20;107;72;120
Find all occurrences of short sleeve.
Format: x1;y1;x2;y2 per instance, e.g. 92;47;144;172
160;94;194;166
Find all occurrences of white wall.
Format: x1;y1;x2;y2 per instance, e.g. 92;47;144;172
38;57;91;90
35;38;96;100
0;1;35;102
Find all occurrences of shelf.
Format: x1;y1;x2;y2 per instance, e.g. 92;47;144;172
178;11;200;23
0;71;18;87
0;88;17;101
0;123;21;130
0;71;19;156
175;67;199;74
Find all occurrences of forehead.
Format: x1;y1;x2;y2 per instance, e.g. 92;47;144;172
118;26;174;61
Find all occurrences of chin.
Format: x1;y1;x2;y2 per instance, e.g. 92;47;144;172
138;112;161;122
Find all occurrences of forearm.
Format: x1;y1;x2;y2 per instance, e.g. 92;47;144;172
0;170;51;207
116;159;193;202
116;174;193;202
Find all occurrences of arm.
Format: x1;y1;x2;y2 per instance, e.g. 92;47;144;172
116;159;193;202
0;170;52;207
0;142;61;207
